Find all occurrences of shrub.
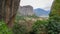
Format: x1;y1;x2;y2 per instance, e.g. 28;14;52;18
0;20;13;34
32;20;48;34
12;22;28;34
47;15;60;34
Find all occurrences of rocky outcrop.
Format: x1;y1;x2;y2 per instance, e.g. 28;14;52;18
0;0;20;28
18;5;34;16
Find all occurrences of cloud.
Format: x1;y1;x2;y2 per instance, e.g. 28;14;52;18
20;0;54;10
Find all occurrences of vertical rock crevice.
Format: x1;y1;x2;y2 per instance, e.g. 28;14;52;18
0;0;20;28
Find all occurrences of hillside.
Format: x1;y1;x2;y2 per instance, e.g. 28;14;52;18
50;0;60;16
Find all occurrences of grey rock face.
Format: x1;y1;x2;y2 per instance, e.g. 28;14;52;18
18;5;34;16
0;0;20;19
0;0;20;27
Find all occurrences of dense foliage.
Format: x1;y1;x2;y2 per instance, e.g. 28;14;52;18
48;0;60;34
32;20;48;34
12;22;28;34
46;15;60;34
0;20;13;34
50;0;60;16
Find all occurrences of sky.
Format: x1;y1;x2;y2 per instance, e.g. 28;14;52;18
20;0;54;10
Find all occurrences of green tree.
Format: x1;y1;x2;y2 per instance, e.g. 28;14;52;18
47;0;60;34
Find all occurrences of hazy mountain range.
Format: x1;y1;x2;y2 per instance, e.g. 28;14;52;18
34;8;50;17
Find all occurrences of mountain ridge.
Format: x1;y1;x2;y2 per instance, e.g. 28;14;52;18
34;8;50;17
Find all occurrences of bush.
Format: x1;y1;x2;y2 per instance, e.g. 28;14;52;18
32;20;48;34
0;20;13;34
46;15;60;34
12;22;28;34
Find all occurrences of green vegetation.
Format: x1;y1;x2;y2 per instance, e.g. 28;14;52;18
0;14;60;34
48;0;60;34
0;20;13;34
47;15;60;34
50;0;60;16
12;23;27;34
0;0;60;34
31;20;48;34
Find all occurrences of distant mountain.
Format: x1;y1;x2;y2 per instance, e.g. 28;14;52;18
34;8;50;17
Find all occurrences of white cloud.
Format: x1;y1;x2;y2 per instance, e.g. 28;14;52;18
20;0;54;10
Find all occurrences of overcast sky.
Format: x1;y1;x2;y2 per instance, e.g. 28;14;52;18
20;0;54;10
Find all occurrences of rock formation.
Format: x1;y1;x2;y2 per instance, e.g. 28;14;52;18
0;0;20;28
18;5;34;16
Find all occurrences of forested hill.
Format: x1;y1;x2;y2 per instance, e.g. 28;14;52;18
50;0;60;16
